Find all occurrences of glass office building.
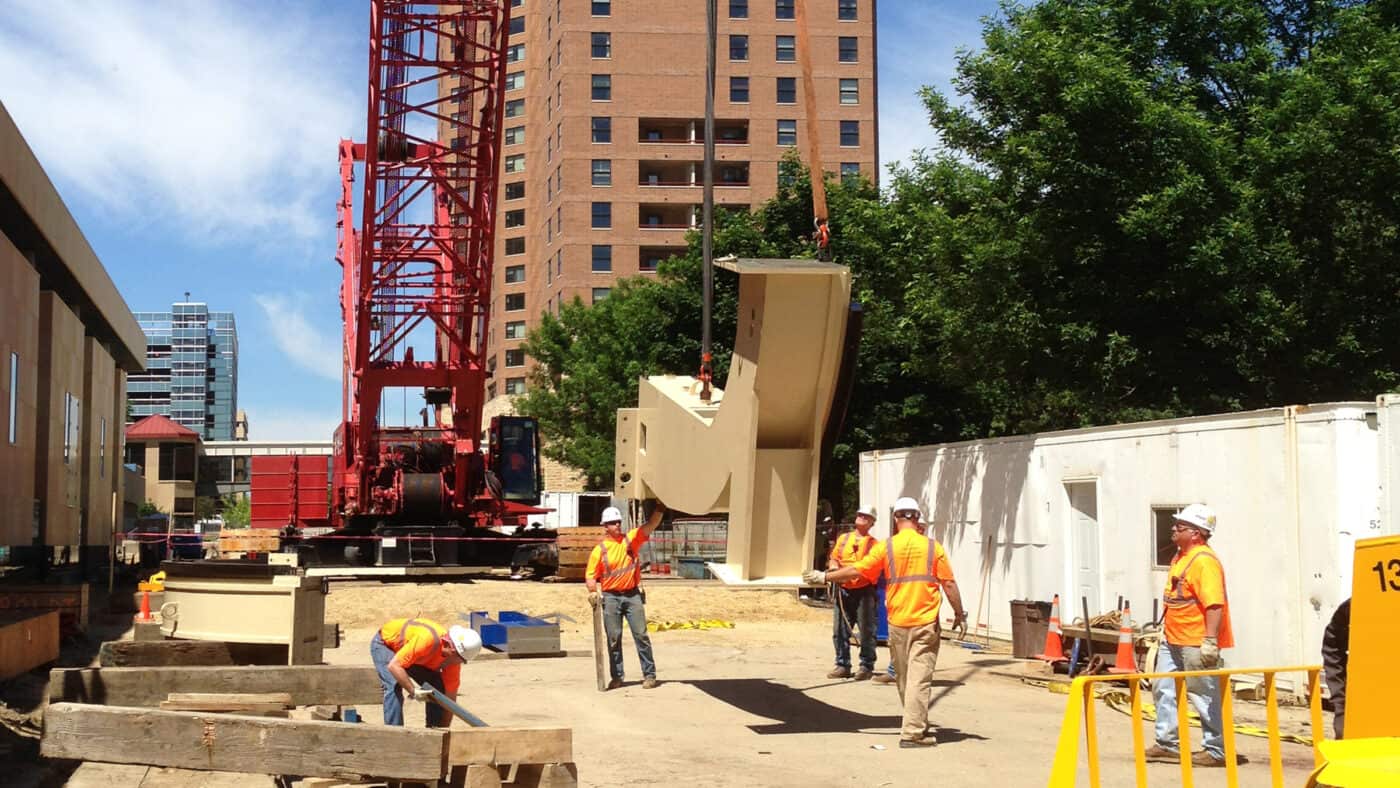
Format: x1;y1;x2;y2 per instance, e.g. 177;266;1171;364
128;302;239;440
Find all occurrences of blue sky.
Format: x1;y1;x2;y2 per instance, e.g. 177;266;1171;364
0;0;1000;440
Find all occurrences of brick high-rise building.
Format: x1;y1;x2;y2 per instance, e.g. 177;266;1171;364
444;0;877;432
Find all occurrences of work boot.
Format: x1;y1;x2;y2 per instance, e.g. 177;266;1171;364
1143;745;1180;763
1192;750;1246;767
827;667;852;679
898;736;937;749
606;678;623;690
872;673;895;685
642;678;660;689
853;669;873;681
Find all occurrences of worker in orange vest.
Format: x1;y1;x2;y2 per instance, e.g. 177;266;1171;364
806;496;967;748
371;616;482;727
1144;503;1237;768
586;502;666;689
825;505;879;679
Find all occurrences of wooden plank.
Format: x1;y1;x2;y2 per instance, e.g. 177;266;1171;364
590;597;607;692
41;703;448;782
49;665;382;707
446;728;573;767
64;762;150;788
0;583;88;633
160;692;293;713
99;640;235;667
0;610;59;680
138;767;279;787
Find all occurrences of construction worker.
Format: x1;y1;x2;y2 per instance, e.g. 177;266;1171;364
826;505;879;679
1145;503;1236;767
1321;598;1351;738
371;616;482;727
805;496;967;748
586;502;666;689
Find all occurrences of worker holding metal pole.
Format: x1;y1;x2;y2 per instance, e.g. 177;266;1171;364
806;497;968;748
371;616;482;727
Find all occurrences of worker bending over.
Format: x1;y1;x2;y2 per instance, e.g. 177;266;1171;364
1145;504;1237;767
805;497;967;748
587;502;666;689
371;616;481;727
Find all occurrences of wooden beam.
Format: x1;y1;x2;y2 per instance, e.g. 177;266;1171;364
41;703;447;782
447;727;573;766
49;665;382;707
99;640;236;667
66;763;278;788
159;692;293;713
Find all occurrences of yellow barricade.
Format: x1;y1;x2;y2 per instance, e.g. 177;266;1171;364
1046;665;1324;788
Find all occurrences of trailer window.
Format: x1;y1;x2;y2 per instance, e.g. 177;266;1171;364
1152;505;1186;567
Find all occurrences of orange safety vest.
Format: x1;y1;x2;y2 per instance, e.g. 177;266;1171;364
380;617;445;662
831;531;875;589
1161;545;1234;648
596;535;642;592
881;531;953;629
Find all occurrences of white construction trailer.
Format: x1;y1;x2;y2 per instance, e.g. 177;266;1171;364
858;395;1400;673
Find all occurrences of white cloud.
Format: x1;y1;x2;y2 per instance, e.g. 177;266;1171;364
0;0;358;242
253;292;343;382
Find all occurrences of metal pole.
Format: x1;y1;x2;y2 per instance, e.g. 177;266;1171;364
699;0;716;403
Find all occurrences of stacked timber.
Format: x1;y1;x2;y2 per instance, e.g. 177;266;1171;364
217;528;280;558
554;527;607;581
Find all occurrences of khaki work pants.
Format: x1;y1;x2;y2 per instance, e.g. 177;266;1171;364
888;620;941;741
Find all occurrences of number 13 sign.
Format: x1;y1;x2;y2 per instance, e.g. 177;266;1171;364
1345;535;1400;739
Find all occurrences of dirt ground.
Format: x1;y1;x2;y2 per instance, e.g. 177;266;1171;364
324;577;1325;788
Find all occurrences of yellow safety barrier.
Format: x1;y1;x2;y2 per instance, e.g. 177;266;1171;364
1047;665;1324;788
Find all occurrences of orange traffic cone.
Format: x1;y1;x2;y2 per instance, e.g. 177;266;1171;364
1034;594;1066;662
137;589;152;623
1108;605;1137;674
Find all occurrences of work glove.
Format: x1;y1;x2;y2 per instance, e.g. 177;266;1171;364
1200;636;1220;668
411;684;434;702
587;591;600;606
801;569;827;586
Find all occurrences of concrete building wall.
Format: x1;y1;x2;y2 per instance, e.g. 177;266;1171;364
0;234;40;544
80;337;118;546
35;292;85;547
137;440;198;524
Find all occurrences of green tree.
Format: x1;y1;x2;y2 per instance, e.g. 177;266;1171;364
136;500;163;517
222;494;250;527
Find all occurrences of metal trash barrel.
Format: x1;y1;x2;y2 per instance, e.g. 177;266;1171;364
1010;599;1053;659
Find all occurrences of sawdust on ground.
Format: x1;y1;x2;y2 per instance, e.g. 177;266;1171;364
326;578;828;637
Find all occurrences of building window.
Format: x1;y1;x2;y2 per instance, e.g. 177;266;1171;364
507;43;525;63
592;0;610;15
158;442;195;481
505;377;526;395
591;116;612;143
6;352;15;445
838;0;857;20
1152;506;1187;567
838;36;858;62
505;320;527;339
505;125;524;145
592;287;611;303
63;392;79;465
504;264;526;283
505;99;525;118
729;34;748;61
505;181;525;200
592;245;612;272
505;209;526;228
591;202;612;228
592;159;612;185
776;0;794;19
505;153;525;173
729;76;750;103
487;382;498;400
729;0;748;19
509;15;525;35
840;162;861;182
591;74;611;101
505;293;526;311
776;77;797;104
505;237;526;255
777;119;797;146
840;120;859;146
776;35;795;62
505;70;525;90
592;32;611;58
840;78;859;104
640;252;663;272
505;349;526;367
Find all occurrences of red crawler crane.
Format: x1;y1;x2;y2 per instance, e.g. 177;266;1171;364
315;1;541;566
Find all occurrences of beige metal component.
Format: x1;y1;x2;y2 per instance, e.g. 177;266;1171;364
616;258;851;583
159;574;326;665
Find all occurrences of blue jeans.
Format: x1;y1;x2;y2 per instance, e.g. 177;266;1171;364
832;585;877;671
371;634;448;727
1153;643;1224;757
603;589;656;680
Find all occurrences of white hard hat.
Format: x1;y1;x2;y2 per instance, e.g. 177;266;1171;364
1173;503;1218;534
600;506;623;524
892;497;923;520
855;506;877;520
448;625;482;662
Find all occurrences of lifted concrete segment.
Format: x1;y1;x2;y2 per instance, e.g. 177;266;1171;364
615;258;851;583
